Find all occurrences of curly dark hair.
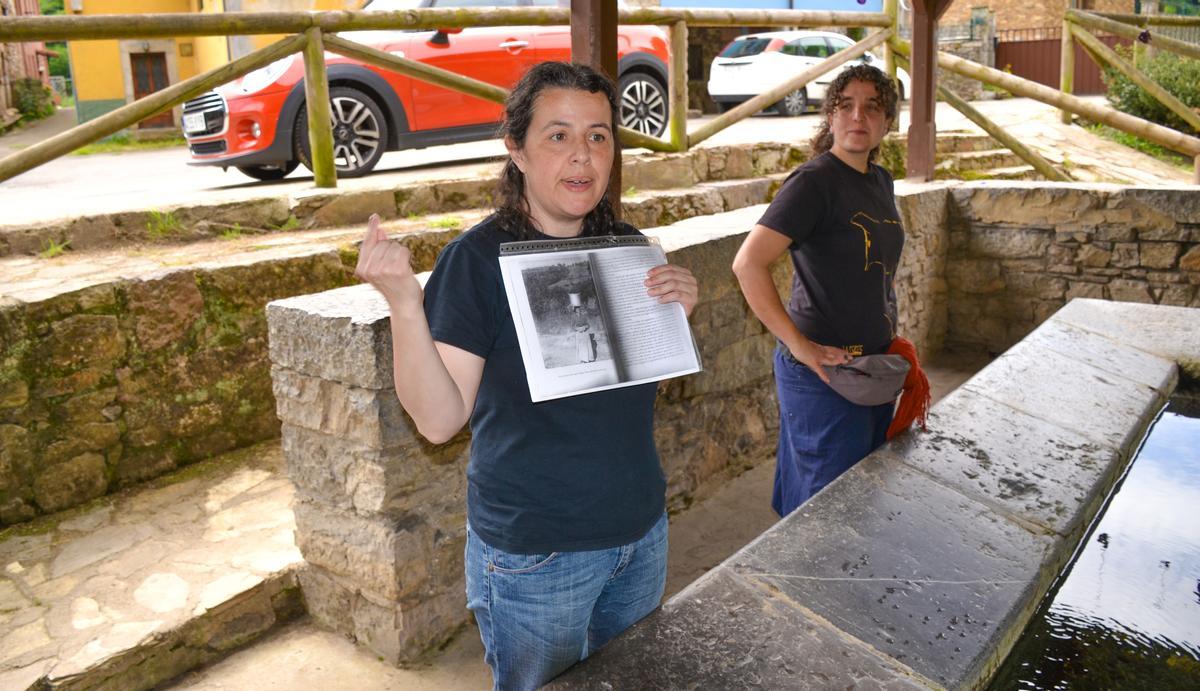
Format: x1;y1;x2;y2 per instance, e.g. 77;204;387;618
495;61;620;240
809;64;899;164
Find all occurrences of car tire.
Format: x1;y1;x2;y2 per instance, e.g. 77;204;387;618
774;88;808;117
236;161;299;181
294;86;388;179
618;72;668;138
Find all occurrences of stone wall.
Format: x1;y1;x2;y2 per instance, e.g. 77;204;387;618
938;37;995;100
943;184;1200;356
895;181;954;359
0;256;362;525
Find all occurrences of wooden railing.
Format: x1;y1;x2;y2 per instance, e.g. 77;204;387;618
3;6;1193;188
884;10;1200;183
0;7;890;188
1063;10;1200;137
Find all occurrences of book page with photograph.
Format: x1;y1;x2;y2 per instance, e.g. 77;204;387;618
588;245;701;383
499;236;702;402
500;251;621;401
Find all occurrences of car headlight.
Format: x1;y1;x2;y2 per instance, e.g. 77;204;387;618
239;56;293;94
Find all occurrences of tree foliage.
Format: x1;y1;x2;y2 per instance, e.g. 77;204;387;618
1101;44;1200;134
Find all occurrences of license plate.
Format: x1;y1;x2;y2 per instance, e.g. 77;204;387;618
183;112;207;133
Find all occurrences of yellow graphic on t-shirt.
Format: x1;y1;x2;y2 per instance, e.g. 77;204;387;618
849;211;902;337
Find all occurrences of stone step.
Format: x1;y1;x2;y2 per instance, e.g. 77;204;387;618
983;164;1040;180
931;131;1002;154
0;442;304;691
940;148;1026;172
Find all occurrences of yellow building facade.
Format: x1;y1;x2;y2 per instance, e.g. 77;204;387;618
68;0;360;128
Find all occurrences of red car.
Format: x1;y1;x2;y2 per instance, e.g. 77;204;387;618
182;0;670;181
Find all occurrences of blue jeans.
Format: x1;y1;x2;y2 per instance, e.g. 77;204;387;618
773;347;894;517
465;512;668;691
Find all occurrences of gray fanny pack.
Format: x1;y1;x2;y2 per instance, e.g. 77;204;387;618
821;354;910;406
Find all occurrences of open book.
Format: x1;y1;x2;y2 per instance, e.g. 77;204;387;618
498;235;702;402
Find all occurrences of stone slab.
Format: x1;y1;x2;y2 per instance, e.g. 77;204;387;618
550;568;931;690
728;456;1055;690
1013;317;1179;392
1051;298;1200;367
266;284;394;389
959;341;1169;454
877;387;1121;538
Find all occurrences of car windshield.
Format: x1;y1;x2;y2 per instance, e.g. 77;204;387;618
718;37;772;59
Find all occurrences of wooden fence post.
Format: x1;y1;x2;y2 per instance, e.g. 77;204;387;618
668;20;687;152
302;26;336;188
1060;13;1075;125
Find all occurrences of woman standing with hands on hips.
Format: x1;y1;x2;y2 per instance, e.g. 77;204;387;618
732;64;928;518
354;62;698;690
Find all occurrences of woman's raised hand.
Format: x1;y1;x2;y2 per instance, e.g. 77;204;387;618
645;264;699;317
354;214;422;309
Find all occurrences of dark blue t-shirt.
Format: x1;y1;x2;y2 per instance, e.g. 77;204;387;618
423;216;666;554
758;151;904;356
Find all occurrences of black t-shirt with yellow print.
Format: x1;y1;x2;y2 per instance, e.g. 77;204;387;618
758;150;904;356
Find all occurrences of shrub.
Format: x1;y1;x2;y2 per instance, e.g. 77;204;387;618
1101;44;1200;134
13;79;55;121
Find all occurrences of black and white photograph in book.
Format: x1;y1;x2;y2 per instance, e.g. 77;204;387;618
520;261;613;369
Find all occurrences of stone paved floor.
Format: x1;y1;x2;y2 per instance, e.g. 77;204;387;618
0;445;302;690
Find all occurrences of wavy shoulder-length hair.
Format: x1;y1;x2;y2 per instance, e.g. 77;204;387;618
494;61;620;240
809;64;899;164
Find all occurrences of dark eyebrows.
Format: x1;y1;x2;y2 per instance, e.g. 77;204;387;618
539;119;612;132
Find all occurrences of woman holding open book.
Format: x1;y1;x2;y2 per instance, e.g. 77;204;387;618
354;62;698;690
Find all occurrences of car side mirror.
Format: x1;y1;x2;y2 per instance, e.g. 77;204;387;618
429;27;463;46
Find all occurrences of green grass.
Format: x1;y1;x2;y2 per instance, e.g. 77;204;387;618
1085;123;1193;171
146;210;182;240
38;237;70;258
272;215;301;232
220;224;243;241
73;132;187;156
428;215;463;230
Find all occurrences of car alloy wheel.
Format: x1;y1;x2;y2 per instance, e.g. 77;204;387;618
774;88;808;117
618;73;668;138
295;86;389;178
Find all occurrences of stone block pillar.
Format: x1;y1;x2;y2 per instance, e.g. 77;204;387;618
266;284;469;664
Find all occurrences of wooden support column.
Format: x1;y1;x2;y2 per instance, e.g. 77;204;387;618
883;0;899;133
571;0;621;214
302;27;336;188
907;0;951;181
1060;4;1076;125
667;20;688;152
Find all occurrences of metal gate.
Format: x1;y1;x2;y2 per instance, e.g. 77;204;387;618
996;27;1129;95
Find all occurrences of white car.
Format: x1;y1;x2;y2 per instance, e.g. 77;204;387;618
707;30;910;117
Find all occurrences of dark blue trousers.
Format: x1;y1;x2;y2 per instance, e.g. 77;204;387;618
772;347;894;517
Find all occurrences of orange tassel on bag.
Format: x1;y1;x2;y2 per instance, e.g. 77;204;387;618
885;337;930;440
